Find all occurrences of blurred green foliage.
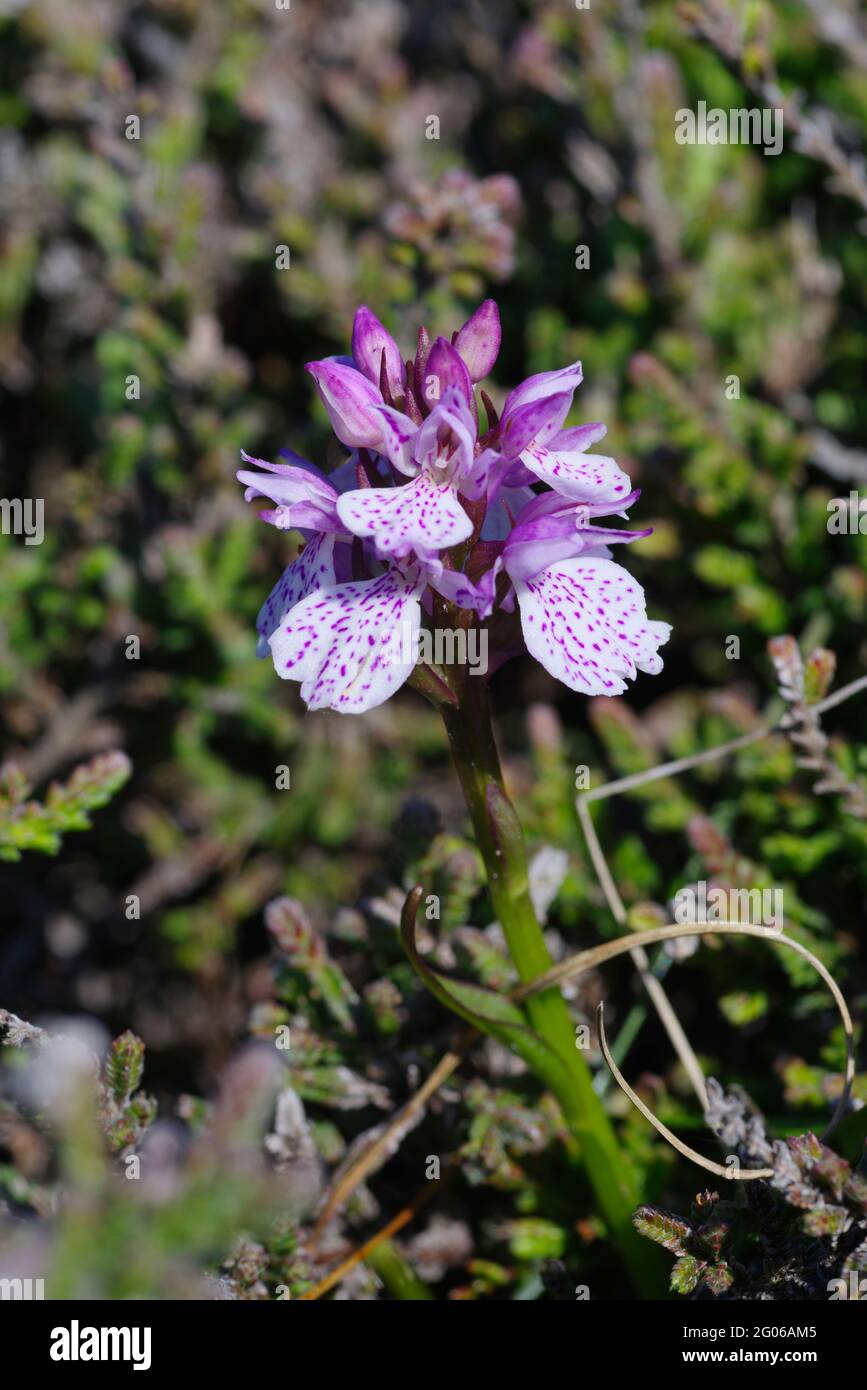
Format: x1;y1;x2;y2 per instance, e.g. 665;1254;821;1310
1;0;867;1300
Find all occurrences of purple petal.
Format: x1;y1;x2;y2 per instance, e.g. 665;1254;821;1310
305;359;385;451
480;485;536;540
501;360;583;417
413;387;476;480
238;452;341;530
351;306;407;398
328;453;392;494
240;449;332;494
498;390;572;459
578;524;652;547
275;448;334;480
512;487;642;527
374;405;420;476
460;446;512;503
454;300;501;382
504;517;651;584
550;423;607;453
431;558;503;620
496;483;634;536
422;337;474;413
499;458;537;489
503;513;589;582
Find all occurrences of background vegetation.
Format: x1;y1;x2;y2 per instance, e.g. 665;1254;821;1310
1;0;866;1299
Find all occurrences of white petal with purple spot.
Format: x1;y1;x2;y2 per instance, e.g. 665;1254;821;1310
255;533;338;656
374;406;420;477
336;473;472;559
521;444;632;505
269;567;425;713
515;556;671;696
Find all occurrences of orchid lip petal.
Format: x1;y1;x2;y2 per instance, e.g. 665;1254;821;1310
514;555;671;697
336;472;473;560
255;533;339;655
269;565;426;714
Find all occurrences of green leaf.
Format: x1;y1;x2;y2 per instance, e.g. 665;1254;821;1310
632;1205;692;1254
400;887;572;1097
702;1262;735;1295
671;1254;706;1294
105;1032;145;1103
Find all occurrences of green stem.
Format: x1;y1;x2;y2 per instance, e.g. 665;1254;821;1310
439;672;660;1296
365;1240;433;1300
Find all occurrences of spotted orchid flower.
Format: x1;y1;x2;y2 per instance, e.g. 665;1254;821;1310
495;366;635;509
238;447;428;709
336;384;500;563
238;301;671;712
266;565;428;713
304;300;501;454
434;491;671;696
237;451;348;656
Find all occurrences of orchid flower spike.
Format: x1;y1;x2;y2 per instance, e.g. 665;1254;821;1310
238;302;670;712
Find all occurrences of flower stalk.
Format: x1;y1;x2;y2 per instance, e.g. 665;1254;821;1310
437;653;660;1295
239;298;674;1294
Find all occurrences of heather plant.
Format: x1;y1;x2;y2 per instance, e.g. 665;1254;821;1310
0;1011;293;1300
635;1080;867;1299
0;752;130;861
